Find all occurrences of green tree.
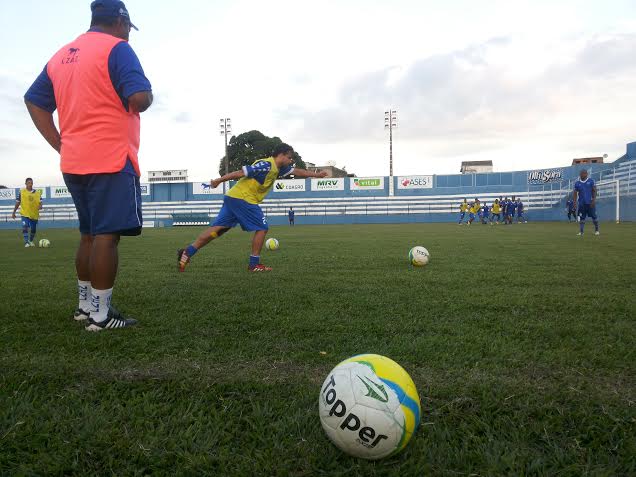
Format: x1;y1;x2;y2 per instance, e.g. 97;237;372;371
218;130;306;176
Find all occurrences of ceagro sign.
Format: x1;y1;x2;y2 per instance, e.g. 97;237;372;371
51;186;72;198
527;169;564;184
34;188;47;199
0;188;16;201
273;179;306;192
192;182;223;195
140;183;151;196
311;178;345;191
397;176;433;189
350;177;385;190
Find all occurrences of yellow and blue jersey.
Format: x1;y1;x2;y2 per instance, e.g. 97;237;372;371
460;202;468;212
226;157;294;205
18;188;42;220
492;202;501;214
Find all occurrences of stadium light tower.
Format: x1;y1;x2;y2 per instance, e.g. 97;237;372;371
219;117;232;176
384;109;397;196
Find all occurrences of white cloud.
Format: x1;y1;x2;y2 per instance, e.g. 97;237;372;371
1;0;635;185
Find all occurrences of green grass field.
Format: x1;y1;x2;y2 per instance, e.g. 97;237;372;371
1;223;635;476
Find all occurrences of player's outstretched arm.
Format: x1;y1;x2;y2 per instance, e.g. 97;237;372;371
291;168;328;178
211;170;245;189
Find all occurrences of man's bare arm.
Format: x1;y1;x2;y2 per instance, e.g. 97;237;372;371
12;200;20;219
211;170;245;188
128;91;153;113
291;168;328;178
25;100;61;153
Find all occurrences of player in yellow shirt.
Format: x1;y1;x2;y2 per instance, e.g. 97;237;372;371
467;199;480;225
458;199;468;224
490;199;501;224
12;177;43;247
178;143;327;272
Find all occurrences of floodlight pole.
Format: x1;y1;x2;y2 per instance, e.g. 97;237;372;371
384;109;397;196
220;117;232;191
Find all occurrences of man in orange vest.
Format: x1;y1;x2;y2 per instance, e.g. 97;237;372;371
24;0;153;331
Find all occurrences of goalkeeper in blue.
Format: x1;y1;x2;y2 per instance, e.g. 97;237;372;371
573;169;599;236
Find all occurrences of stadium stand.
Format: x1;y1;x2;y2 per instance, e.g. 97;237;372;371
1;142;635;228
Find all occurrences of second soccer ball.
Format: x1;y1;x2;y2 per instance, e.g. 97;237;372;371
409;246;429;267
265;238;279;251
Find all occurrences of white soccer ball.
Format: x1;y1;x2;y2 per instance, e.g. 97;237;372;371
38;239;51;248
319;354;421;460
265;238;279;251
408;246;429;267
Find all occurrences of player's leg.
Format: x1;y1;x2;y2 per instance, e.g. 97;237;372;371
29;219;37;245
64;173;95;321
177;196;237;271
234;201;271;271
83;168;142;330
249;230;270;271
178;225;231;272
21;217;30;246
578;205;587;235
74;233;93;320
590;207;599;234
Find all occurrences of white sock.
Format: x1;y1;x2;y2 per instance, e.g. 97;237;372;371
90;287;113;323
78;280;91;312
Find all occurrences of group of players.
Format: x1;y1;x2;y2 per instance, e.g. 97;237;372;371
458;197;526;225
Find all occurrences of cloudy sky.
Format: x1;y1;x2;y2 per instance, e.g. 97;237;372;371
1;0;635;186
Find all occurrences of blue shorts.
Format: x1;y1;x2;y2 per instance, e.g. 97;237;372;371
212;196;268;231
63;165;142;236
468;213;475;220
21;216;38;229
578;204;597;220
459;212;466;219
492;213;500;219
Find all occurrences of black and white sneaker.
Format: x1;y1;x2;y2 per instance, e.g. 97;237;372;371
72;308;90;321
85;306;137;332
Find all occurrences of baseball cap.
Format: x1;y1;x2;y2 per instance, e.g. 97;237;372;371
91;0;139;31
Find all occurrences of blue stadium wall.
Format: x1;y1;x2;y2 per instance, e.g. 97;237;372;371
1;141;634;229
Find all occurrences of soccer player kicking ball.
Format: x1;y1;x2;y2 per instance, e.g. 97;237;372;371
573;169;599;236
178;143;327;272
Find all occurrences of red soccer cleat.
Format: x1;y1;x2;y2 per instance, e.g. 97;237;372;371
248;264;272;272
177;248;190;272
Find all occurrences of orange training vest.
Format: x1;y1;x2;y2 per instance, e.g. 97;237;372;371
47;32;141;176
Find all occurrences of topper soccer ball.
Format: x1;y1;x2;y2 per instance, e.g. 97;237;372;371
319;354;421;460
265;238;279;251
38;239;51;248
408;246;429;267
